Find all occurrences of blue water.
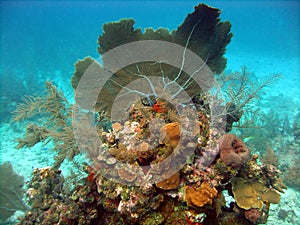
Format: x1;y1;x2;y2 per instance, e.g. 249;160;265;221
0;0;299;224
1;0;299;118
1;1;299;74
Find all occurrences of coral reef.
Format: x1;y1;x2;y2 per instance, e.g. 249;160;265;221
15;92;287;224
16;146;286;225
16;167;101;225
12;3;288;225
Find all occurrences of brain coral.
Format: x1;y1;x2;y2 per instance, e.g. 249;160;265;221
219;134;250;168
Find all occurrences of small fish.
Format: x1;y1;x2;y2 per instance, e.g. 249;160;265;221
243;136;254;143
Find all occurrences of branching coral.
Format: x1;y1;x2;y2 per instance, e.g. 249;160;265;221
260;147;279;166
215;66;281;130
13;81;79;168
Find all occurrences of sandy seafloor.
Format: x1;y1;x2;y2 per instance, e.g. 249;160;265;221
0;1;299;224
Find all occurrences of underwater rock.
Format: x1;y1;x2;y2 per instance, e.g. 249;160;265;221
219;134;250;168
184;182;218;208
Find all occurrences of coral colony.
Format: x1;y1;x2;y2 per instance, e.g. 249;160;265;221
10;4;287;225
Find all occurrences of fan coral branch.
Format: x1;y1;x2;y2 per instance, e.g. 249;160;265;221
0;162;28;222
163;22;199;91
